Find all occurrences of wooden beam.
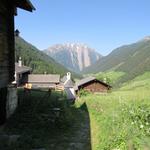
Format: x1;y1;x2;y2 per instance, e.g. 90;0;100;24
15;0;35;12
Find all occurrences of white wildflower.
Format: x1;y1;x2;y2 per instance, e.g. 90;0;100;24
146;130;150;134
146;122;149;125
140;125;144;129
129;110;134;114
131;122;134;125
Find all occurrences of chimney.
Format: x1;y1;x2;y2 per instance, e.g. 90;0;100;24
18;57;22;67
15;29;20;37
67;72;71;80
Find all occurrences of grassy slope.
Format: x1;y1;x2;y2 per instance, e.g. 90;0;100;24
83;40;150;84
77;89;150;150
94;71;125;85
120;72;150;91
0;73;150;150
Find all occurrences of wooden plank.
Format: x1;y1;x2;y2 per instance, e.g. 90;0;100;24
0;1;15;88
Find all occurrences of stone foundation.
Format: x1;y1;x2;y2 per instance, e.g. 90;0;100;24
6;85;18;118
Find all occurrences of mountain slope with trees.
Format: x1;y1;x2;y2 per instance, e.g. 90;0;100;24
15;36;81;78
83;37;150;84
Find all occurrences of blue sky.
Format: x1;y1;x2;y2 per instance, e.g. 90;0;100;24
15;0;150;56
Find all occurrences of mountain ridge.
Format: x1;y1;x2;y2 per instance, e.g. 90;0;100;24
15;36;81;78
44;43;102;73
83;37;150;84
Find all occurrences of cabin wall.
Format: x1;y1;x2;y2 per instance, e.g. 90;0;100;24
80;81;108;93
0;1;16;125
0;1;15;88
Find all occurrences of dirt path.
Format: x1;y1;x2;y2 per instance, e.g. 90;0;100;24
47;110;91;150
0;91;93;150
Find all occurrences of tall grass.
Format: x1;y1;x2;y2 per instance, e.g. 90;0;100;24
77;89;150;150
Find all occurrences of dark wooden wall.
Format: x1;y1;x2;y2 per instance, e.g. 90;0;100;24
0;0;15;88
0;88;7;124
0;0;15;125
79;81;109;93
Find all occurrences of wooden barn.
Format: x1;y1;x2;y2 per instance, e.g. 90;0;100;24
75;77;112;94
0;0;35;125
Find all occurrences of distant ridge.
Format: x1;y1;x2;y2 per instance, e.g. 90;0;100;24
83;37;150;83
44;43;102;73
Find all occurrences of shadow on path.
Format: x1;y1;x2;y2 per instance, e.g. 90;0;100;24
0;90;91;150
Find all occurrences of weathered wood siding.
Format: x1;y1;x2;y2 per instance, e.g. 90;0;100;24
79;81;109;93
0;0;15;88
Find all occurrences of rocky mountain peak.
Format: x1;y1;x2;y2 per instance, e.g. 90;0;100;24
44;43;102;73
140;36;150;42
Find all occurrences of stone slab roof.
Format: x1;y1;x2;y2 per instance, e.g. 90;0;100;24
28;74;60;83
15;63;31;74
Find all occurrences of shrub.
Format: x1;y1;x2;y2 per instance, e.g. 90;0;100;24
78;88;90;97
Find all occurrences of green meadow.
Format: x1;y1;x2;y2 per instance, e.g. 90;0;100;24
77;89;150;150
76;71;150;150
0;72;150;150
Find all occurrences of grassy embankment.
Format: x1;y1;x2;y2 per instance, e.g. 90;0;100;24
76;72;150;150
77;90;150;150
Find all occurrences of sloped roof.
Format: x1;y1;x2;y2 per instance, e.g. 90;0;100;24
61;75;67;83
28;74;60;83
76;76;96;87
64;79;74;88
75;76;111;90
15;0;35;12
15;63;31;74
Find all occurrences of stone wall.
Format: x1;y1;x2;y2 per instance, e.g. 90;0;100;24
6;86;18;118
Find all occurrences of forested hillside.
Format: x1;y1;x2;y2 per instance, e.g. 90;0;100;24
83;37;150;84
15;36;81;78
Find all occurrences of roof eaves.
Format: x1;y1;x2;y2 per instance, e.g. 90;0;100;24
76;77;112;88
15;0;35;12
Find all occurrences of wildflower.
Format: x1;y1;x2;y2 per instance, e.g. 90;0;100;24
146;130;150;134
129;110;134;114
140;125;144;129
146;122;149;125
131;122;134;125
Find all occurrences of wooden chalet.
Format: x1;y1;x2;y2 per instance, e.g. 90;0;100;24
75;76;112;94
27;74;60;89
0;0;35;124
